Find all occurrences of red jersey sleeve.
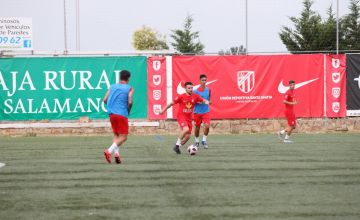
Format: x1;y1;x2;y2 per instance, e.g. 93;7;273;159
173;95;182;104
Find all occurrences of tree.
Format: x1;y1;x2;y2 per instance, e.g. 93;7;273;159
132;26;169;50
170;15;204;54
279;0;326;53
318;5;338;51
219;45;247;55
340;0;360;51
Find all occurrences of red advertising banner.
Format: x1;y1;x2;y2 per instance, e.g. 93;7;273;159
172;55;325;119
147;57;167;119
325;54;346;117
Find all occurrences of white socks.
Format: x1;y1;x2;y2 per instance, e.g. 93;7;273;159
285;134;290;140
176;138;181;146
280;130;286;135
195;136;207;143
108;142;119;154
202;135;207;142
195;137;199;143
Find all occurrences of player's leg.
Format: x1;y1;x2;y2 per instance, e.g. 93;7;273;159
278;112;290;140
278;112;288;140
178;126;190;142
104;114;128;163
174;126;189;154
201;124;210;149
284;114;296;143
180;119;192;151
181;132;191;146
201;113;210;149
194;126;200;146
193;114;201;147
174;117;189;154
286;126;295;135
112;134;127;163
181;119;192;146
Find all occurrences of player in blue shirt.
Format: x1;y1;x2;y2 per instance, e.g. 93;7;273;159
193;74;211;149
103;70;134;164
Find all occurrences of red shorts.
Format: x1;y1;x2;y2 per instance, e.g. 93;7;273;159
194;112;211;127
177;116;192;134
109;114;129;135
285;111;296;127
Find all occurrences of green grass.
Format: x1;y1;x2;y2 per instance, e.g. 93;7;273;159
0;134;360;220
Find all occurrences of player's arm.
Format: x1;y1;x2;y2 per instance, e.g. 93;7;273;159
159;102;174;115
128;88;134;113
201;99;210;105
159;96;181;114
196;95;210;105
103;89;110;104
209;89;212;105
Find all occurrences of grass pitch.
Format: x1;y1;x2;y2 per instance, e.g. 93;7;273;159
0;134;360;220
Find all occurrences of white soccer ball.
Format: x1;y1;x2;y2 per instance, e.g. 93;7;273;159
187;144;198;155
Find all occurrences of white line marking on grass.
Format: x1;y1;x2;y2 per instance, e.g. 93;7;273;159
0;162;6;168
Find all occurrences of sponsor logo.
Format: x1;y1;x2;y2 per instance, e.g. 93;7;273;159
153;75;161;86
153;104;162;114
347;110;360;116
332;58;340;69
153;90;161;100
354;76;360;89
332;87;341;98
176;79;217;95
332;72;340;83
332;102;340;113
237;71;255;93
153;60;161;71
278;78;319;94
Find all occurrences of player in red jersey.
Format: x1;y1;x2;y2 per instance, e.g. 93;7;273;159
278;80;298;143
159;82;209;154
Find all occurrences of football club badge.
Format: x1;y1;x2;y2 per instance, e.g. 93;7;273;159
332;102;340;113
153;104;162;114
237;71;255;93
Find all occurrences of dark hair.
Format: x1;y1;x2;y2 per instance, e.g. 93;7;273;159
184;81;193;87
199;74;207;79
120;70;131;81
289;80;295;84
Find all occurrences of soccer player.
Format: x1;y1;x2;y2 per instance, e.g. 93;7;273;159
159;82;209;154
278;80;298;143
103;70;134;164
193;74;211;149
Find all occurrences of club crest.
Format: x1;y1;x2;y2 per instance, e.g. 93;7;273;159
332;102;340;113
237;71;255;93
153;104;162;114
